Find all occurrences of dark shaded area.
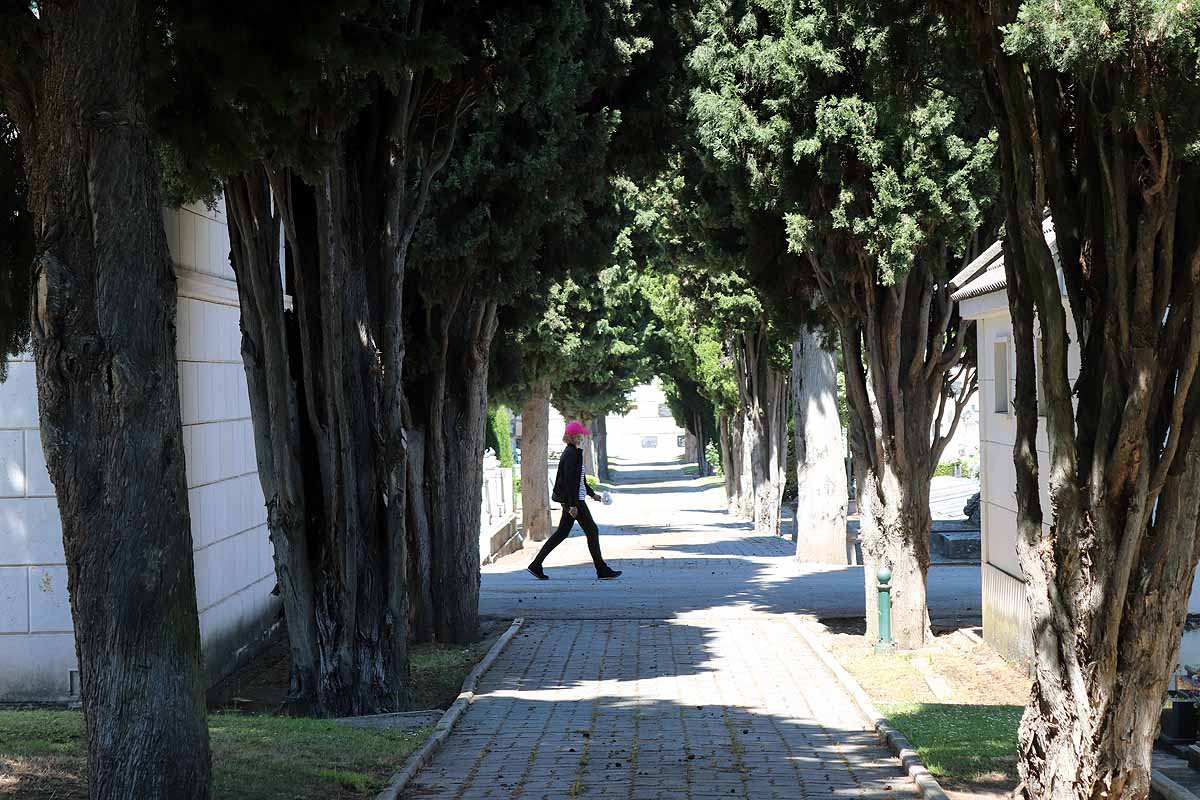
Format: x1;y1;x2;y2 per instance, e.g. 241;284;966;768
207;618;512;715
0;113;32;379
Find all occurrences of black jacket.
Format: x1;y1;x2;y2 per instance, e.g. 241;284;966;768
552;443;600;509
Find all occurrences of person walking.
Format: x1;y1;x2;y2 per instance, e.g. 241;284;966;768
528;421;622;580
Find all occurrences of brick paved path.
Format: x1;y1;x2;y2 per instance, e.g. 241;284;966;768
404;461;917;799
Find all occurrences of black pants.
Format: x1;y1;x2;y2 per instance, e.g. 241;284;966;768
531;500;608;574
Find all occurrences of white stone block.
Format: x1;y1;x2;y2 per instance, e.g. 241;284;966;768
0;430;25;497
188;299;206;363
0;361;38;428
194;424;214;487
178;362;198;426
163;207;181;267
175;292;191;361
218;422;234;481
0;632;76;701
0;566;29;633
239;421;256;476
0;498;65;566
182;425;197;488
179;210;199;273
192;544;208;609
28;566;72;633
196;215;212;278
237;530;254;591
188;486;205;550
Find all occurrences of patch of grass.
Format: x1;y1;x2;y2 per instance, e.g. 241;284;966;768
409;638;494;710
0;709;430;800
880;703;1021;787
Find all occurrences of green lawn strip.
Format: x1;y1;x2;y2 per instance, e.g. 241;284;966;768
0;636;498;799
0;709;430;799
878;702;1021;787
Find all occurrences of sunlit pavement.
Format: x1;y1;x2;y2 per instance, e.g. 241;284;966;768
405;460;972;799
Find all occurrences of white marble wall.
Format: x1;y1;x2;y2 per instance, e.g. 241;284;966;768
606;379;686;460
0;200;276;702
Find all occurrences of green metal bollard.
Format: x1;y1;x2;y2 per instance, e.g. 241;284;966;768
875;566;896;653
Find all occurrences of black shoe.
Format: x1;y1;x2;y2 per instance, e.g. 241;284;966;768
597;568;622;580
527;564;549;581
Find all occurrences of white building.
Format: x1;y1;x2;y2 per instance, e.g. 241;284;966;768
954;222;1200;664
0;201;277;702
604;379;686;461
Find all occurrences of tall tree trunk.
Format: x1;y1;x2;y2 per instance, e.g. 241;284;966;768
224;170;320;712
730;323;788;535
520;381;552;542
405;424;435;643
413;293;498;644
726;408;750;515
960;11;1200;791
4;3;212;795
828;259;976;649
684;431;699;462
719;412;736;503
792;330;849;563
224;120;414;716
858;461;932;645
581;420;597;476
300;139;410;712
593;416;609;482
691;412;712;477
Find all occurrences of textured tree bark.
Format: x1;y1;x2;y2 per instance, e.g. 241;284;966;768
730;324;788;535
310;143;411;711
520;381;552;542
581;420;597;477
405;424;435;643
858;462;932;645
818;256;976;650
3;3;212;796
684;431;699;462
223;115;417;716
691;412;712;477
412;294;497;644
224;170;320;712
792;331;848;563
958;8;1200;790
593;415;610;482
719;412;736;502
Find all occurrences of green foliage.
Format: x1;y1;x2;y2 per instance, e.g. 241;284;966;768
0;114;31;380
539;265;656;420
934;454;980;480
486;406;515;467
687;0;998;294
706;441;724;476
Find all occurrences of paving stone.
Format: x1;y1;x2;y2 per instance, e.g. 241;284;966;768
402;462;918;800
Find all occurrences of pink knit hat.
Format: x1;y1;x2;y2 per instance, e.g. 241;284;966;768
564;421;590;437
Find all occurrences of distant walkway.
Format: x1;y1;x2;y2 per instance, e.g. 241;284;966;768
404;459;976;799
479;459;981;623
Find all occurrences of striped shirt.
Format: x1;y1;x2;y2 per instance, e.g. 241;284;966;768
579;466;587;501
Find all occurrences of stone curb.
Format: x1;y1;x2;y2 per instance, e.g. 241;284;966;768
787;616;951;800
376;616;526;800
1153;769;1200;800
